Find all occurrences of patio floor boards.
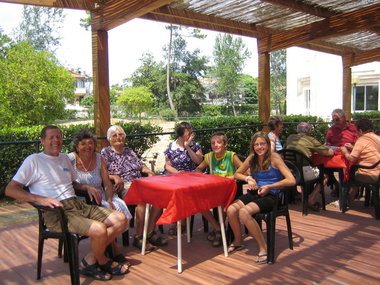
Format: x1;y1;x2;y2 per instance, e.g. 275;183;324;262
0;198;379;285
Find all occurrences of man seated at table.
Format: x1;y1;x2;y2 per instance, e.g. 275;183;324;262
5;125;129;281
325;109;358;196
341;119;380;205
286;122;334;211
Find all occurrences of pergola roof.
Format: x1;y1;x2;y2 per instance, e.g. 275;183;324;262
3;0;380;65
2;0;380;137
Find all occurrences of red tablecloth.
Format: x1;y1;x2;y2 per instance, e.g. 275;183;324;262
124;172;237;225
312;149;351;181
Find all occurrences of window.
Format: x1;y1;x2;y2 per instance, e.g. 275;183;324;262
304;88;310;115
353;85;379;111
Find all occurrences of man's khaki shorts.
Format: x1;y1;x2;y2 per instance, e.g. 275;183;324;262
43;197;114;236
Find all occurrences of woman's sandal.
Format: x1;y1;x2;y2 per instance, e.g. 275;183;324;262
113;254;132;269
212;231;222;247
207;230;216;242
148;231;168;246
227;244;245;254
256;254;268;265
80;258;112;281
133;235;156;251
98;259;129;276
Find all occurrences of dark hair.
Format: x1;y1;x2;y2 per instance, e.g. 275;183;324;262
41;125;61;139
249;131;271;172
267;115;284;131
210;132;228;144
355;119;373;133
332;108;346;118
175;121;192;138
72;128;97;152
375;130;380;136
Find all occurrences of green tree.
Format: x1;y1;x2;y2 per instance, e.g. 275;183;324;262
0;42;74;127
270;49;286;114
128;53;167;108
116;86;154;120
212;34;251;115
241;74;258;104
80;95;93;106
164;25;208;115
14;6;65;53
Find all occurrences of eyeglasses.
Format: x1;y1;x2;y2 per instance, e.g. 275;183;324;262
253;142;267;148
333;118;341;122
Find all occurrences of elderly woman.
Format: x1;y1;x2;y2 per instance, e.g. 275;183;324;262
101;125;168;250
68;128;131;271
267;115;284;152
227;132;295;264
341;119;380;204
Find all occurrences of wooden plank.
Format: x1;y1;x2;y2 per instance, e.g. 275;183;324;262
342;65;352;121
91;0;176;31
258;50;270;126
142;6;269;38
259;4;380;53
260;0;335;17
0;0;93;9
343;48;380;67
91;28;110;150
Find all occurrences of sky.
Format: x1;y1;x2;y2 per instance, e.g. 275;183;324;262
0;2;258;85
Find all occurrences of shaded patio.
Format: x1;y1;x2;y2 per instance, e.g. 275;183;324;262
1;193;379;285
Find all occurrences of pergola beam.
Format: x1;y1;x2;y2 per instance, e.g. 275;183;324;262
343;48;380;68
91;0;176;31
258;4;380;53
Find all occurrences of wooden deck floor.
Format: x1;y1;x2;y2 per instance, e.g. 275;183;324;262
0;196;379;285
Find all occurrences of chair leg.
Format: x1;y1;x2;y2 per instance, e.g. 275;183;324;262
372;186;380;219
58;238;63;258
68;235;80;285
202;215;209;232
37;237;44;280
302;185;309;216
285;213;293;250
267;217;275;264
365;187;371;207
122;230;129;246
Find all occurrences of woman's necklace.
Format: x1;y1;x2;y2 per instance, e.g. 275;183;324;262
76;153;94;172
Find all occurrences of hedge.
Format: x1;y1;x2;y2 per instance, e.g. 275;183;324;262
0;122;162;198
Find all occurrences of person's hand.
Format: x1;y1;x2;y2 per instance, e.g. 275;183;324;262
258;185;270;196
37;197;63;208
87;186;102;204
344;143;354;150
340;146;348;155
247;178;258;190
184;133;195;148
113;176;124;193
107;199;116;209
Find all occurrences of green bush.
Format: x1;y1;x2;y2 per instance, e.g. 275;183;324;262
0;122;162;199
352;111;380;131
159;108;177;121
171;116;263;157
202;105;222;116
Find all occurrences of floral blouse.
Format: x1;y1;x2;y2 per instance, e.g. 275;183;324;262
164;141;202;172
101;146;143;183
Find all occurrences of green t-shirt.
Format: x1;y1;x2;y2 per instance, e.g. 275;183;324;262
204;151;236;177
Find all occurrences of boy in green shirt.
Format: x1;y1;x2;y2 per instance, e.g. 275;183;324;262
195;132;243;246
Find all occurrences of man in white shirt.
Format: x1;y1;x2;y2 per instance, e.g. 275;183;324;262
5;125;129;281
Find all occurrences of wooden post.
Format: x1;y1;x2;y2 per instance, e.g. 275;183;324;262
342;61;352;121
92;29;111;149
258;50;271;130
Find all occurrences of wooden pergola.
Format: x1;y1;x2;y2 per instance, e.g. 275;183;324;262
2;0;380;139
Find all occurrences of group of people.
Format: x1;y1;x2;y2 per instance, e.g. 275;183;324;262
5;110;379;280
270;109;380;210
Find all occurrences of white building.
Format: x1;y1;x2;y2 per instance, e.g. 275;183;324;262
286;47;380;119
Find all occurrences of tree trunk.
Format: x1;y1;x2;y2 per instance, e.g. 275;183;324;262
166;25;175;111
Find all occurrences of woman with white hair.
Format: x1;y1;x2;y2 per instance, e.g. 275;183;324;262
101;125;168;250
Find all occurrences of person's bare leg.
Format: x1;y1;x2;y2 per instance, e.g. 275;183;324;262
308;183;321;206
135;204;145;236
202;210;220;231
226;201;244;246
147;205;163;233
238;203;267;258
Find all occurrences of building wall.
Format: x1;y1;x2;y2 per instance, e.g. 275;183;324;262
286;47;380;119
